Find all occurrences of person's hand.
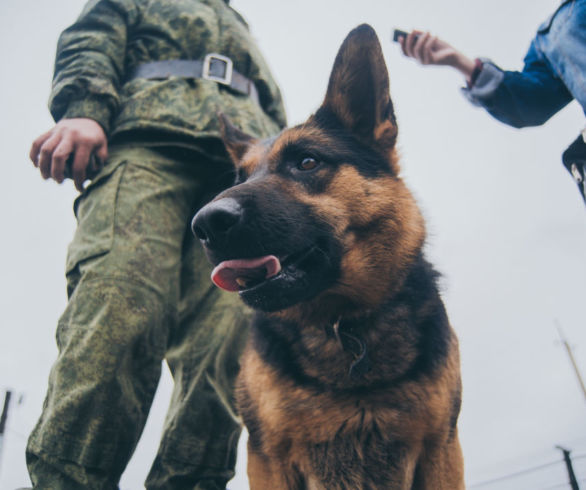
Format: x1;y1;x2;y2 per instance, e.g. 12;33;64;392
30;118;108;192
398;30;476;82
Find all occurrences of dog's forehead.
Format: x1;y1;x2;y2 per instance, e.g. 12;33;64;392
240;124;330;174
239;140;271;174
269;125;332;157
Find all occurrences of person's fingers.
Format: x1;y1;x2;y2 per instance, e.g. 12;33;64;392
51;135;75;183
399;35;408;57
72;144;91;191
404;30;423;59
71;147;91;192
30;129;53;166
87;143;108;179
38;132;62;180
403;31;415;58
30;119;108;187
404;32;414;58
95;140;108;167
413;32;431;64
421;34;437;65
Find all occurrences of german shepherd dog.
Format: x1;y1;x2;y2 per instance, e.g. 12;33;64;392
192;24;464;490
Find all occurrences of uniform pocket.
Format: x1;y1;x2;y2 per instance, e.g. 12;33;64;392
65;158;127;275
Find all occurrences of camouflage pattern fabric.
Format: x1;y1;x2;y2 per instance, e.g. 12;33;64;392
27;0;286;487
27;145;253;489
50;0;286;139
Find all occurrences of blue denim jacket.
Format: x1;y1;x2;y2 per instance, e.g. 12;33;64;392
463;0;586;128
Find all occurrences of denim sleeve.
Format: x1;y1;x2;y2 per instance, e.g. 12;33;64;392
461;40;574;128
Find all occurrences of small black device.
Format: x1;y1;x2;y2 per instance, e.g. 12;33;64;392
392;29;409;42
392;29;420;43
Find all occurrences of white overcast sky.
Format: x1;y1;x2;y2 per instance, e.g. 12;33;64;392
1;1;586;489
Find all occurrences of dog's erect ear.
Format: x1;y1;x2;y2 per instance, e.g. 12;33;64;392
218;113;257;163
320;24;397;151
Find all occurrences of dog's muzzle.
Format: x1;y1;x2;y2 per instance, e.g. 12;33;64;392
192;197;243;251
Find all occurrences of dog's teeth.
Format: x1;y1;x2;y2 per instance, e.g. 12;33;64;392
236;278;248;287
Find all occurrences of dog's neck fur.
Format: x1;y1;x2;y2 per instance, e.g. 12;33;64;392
250;252;452;392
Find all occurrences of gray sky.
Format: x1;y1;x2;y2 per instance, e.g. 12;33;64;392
1;1;586;489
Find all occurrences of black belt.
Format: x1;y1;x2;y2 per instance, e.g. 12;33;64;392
129;54;259;105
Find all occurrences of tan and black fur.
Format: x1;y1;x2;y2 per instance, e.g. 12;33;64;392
192;24;464;490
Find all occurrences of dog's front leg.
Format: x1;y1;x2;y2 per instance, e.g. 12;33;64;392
412;435;465;490
247;446;304;490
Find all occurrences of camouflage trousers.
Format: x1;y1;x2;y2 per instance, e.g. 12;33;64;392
26;145;250;489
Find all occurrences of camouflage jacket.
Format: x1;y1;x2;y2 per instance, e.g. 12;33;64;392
50;0;287;143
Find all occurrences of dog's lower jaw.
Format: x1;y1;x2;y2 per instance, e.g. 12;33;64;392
266;291;357;329
238;246;339;312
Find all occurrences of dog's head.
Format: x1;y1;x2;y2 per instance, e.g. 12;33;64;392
192;24;424;314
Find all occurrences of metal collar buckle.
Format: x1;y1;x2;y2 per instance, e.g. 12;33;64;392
202;53;233;86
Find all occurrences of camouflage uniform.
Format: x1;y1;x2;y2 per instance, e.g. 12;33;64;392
26;1;286;488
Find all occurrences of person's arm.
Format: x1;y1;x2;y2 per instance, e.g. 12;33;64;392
399;31;574;129
31;0;140;190
464;39;574;128
399;31;477;84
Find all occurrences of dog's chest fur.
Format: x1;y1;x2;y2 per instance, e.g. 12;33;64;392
236;256;461;489
238;345;459;490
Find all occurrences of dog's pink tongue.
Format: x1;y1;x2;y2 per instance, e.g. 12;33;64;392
211;255;282;292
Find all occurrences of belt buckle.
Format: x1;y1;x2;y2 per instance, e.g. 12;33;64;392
202;53;233;86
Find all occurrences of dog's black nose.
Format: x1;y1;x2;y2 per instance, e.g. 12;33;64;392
192;197;243;248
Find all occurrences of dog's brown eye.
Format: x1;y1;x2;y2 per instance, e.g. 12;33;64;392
298;157;319;171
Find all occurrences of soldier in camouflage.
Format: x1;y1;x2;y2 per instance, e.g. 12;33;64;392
26;0;286;488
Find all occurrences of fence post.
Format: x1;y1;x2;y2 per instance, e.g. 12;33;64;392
0;390;13;478
557;446;580;490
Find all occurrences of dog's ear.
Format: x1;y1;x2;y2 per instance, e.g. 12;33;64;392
320;24;397;153
218;113;257;163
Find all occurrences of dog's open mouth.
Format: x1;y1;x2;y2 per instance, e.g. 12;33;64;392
208;243;337;311
211;247;317;293
211;255;282;292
